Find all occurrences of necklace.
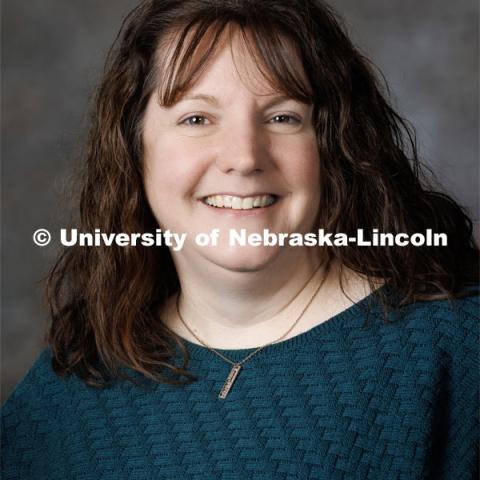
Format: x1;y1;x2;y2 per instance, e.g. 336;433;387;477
175;263;327;399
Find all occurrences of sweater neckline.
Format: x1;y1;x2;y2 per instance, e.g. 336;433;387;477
175;283;389;362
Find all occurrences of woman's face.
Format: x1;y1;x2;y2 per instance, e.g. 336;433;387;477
142;30;320;273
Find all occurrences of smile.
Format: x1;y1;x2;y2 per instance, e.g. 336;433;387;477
202;194;278;210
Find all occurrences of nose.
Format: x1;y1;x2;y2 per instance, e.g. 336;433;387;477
215;117;267;175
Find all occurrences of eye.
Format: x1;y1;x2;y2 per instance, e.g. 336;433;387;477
180;115;211;126
268;114;301;125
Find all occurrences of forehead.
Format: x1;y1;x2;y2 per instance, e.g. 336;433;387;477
180;35;281;98
152;21;312;106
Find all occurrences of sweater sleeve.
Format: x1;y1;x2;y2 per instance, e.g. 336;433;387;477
425;293;479;479
1;349;66;480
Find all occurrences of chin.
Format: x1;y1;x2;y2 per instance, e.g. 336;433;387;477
202;245;283;273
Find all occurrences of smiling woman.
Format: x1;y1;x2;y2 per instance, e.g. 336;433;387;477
142;25;321;275
2;1;479;479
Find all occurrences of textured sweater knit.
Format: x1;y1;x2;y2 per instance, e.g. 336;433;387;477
2;289;479;480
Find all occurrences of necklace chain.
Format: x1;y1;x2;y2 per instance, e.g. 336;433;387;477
175;263;327;368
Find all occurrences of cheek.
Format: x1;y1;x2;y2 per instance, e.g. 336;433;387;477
143;137;208;200
279;139;320;191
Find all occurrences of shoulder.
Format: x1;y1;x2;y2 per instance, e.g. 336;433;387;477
425;291;479;340
1;348;72;436
374;288;479;363
343;286;479;367
1;348;100;478
1;347;84;435
392;289;479;335
2;348;61;413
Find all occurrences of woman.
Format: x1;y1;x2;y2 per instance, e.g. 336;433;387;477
2;0;478;479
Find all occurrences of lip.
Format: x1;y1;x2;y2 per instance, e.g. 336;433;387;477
198;192;279;199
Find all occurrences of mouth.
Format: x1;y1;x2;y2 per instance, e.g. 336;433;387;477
201;194;279;210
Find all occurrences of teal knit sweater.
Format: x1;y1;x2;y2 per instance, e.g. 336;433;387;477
2;290;479;479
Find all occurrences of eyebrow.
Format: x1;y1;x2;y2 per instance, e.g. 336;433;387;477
179;93;306;108
180;93;221;106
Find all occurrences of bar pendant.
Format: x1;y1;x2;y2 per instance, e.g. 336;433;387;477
218;364;242;399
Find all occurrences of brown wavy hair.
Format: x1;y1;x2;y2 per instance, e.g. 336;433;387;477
46;0;479;387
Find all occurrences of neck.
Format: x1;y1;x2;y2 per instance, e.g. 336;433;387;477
165;248;331;349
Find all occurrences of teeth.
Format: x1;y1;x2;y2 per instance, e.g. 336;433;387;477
203;194;276;209
243;197;253;209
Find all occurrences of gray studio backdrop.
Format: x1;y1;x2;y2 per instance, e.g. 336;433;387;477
2;0;479;402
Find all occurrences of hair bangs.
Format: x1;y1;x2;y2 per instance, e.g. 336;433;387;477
153;18;314;108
